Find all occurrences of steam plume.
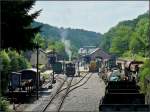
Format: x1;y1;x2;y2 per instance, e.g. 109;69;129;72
60;28;72;61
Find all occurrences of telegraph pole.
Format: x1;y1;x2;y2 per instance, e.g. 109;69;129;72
52;48;56;84
78;59;80;76
36;43;39;100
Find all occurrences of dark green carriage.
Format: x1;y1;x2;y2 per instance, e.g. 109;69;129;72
52;62;63;74
108;55;117;69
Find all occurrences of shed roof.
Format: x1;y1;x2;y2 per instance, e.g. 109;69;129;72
89;48;111;59
18;68;40;73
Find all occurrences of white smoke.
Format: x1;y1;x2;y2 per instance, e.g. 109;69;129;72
60;28;72;61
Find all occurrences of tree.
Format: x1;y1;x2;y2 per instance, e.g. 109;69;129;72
0;50;10;94
1;0;42;51
33;33;46;49
129;32;143;56
102;12;149;58
8;50;20;72
134;17;149;57
18;55;31;70
109;25;132;56
139;59;150;93
0;50;31;95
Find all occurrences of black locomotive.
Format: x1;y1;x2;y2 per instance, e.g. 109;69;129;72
65;62;75;77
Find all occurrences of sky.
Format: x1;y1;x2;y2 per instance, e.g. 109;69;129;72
30;1;149;34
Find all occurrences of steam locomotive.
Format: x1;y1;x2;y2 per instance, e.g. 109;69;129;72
65;62;76;76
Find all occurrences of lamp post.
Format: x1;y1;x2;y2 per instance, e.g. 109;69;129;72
35;43;39;100
52;48;56;84
77;59;80;76
63;57;65;75
132;48;134;59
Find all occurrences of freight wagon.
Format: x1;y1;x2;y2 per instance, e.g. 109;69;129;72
7;69;44;103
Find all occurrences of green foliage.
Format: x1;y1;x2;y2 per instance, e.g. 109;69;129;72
33;33;46;49
134;17;150;57
109;25;133;56
1;0;41;50
129;32;143;55
8;50;20;72
0;50;31;95
101;12;150;94
139;59;150;93
54;41;65;53
122;50;132;58
100;27;116;52
0;50;10;94
18;55;32;69
32;21;103;50
140;59;150;82
8;50;31;71
0;50;10;74
47;40;66;56
0;97;11;112
102;12;149;58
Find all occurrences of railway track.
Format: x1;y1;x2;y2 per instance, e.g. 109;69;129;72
41;72;92;112
57;73;92;112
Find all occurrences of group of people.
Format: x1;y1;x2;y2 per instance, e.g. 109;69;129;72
123;61;140;82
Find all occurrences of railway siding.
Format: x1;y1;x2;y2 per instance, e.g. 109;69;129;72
24;74;67;111
23;73;87;111
60;73;106;112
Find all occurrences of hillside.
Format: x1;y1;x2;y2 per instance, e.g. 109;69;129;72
32;21;103;50
100;12;149;57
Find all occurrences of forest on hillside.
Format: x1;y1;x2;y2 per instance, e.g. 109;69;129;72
32;21;103;49
100;11;150;95
101;12;149;59
1;1;150;111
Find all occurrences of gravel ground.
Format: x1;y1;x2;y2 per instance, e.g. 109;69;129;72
8;74;67;112
60;73;106;112
9;71;105;112
14;73;86;111
24;74;67;111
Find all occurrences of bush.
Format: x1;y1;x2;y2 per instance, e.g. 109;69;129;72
8;50;20;72
139;59;150;93
0;50;10;74
18;55;32;69
8;50;31;71
0;50;10;94
0;50;32;95
140;59;150;81
0;97;11;112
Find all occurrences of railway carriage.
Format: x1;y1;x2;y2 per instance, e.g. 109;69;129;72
52;62;63;74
